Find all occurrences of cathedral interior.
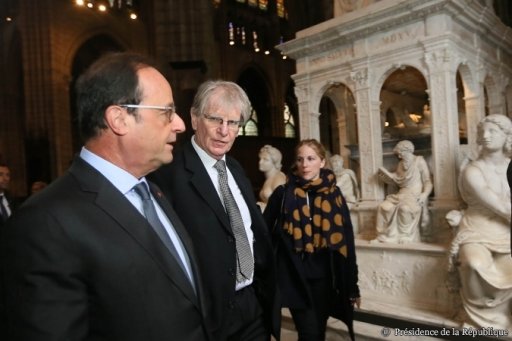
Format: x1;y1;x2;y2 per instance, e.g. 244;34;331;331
0;0;511;199
2;0;512;339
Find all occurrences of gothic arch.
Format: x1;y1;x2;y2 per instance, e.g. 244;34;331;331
69;34;125;153
1;25;26;194
237;65;273;137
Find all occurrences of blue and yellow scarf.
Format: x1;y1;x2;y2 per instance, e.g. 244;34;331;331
283;168;347;257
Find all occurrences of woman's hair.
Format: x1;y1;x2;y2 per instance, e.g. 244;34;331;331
190;80;252;123
477;114;512;154
259;145;282;169
295;139;327;161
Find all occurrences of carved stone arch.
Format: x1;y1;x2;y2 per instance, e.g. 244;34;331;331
457;64;477;97
376;65;429;139
374;65;406;135
456;63;479;145
317;81;357;158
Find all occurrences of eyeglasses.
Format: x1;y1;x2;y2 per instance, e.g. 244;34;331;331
119;104;176;123
202;113;242;131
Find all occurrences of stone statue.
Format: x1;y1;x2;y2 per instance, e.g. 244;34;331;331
258;145;286;211
330;154;359;208
446;114;512;330
373;140;433;243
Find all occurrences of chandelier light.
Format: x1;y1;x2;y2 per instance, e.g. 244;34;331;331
73;0;138;20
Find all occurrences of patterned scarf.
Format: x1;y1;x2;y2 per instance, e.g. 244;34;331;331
282;168;347;257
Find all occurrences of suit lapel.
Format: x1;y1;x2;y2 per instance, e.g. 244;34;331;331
183;142;233;234
69;158;198;306
150;183;209;314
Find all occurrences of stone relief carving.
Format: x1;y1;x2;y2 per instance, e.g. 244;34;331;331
350;69;369;88
446;114;512;330
372;140;433;244
370;269;411;296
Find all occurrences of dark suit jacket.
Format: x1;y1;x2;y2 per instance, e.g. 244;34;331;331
0;157;210;341
0;192;19;227
149;140;280;340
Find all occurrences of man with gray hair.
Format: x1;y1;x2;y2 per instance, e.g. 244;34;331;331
150;80;279;341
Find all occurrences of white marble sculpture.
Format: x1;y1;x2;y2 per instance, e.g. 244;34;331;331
330;154;360;208
446;114;512;330
258;145;286;211
373;140;433;243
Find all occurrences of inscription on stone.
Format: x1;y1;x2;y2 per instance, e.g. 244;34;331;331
310;46;354;67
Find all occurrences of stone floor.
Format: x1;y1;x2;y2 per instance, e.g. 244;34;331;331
274;308;457;341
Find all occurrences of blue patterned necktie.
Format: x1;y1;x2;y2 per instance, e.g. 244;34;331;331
133;182;194;288
214;160;254;283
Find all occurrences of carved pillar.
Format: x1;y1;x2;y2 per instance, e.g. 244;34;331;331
488;74;510;116
424;48;460;206
350;68;383;203
463;94;483;153
295;84;321;140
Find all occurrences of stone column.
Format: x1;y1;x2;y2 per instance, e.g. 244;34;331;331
295;84;321;139
463;94;484;154
424;47;461;214
350;68;383;203
349;68;383;237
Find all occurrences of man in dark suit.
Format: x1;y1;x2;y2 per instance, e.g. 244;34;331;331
0;163;15;225
150;80;280;341
1;52;211;340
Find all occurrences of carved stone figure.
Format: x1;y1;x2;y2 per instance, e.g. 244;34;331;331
330;154;359;208
373;140;433;243
447;114;512;330
258;145;286;211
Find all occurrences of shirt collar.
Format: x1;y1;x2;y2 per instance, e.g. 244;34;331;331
191;135;226;170
79;147;142;195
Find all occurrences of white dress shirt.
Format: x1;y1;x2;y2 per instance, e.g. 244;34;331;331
79;147;195;284
191;136;254;290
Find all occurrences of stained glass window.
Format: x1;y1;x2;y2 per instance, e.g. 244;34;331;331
258;0;268;11
283;104;295;138
276;0;285;18
239;107;259;136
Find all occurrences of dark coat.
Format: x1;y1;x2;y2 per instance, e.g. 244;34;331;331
0;157;210;341
0;192;19;227
263;184;360;340
149;140;280;340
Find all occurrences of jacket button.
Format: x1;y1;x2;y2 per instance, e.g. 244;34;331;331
228;268;235;276
227;236;234;243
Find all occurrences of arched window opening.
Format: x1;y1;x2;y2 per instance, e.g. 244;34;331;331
283;103;295;138
239;107;259;136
